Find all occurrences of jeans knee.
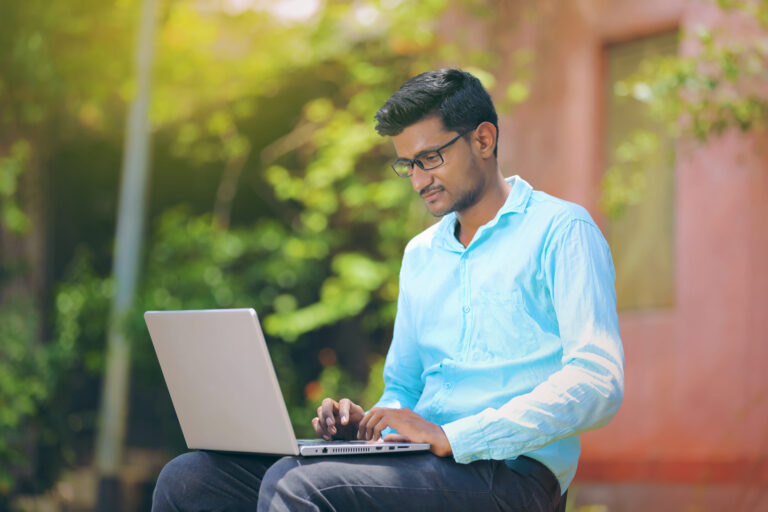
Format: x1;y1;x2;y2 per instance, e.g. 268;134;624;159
258;457;315;511
152;452;208;510
260;456;301;493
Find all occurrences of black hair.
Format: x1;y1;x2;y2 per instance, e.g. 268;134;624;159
374;68;498;156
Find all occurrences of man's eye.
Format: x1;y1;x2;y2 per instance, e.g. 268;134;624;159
422;153;441;163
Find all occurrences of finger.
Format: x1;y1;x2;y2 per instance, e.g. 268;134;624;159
383;433;409;442
363;410;387;440
321;398;339;434
320;398;337;422
316;416;333;440
316;403;332;438
357;409;376;440
312;417;331;440
350;402;365;422
372;415;393;441
312;417;329;440
316;406;325;434
339;398;351;425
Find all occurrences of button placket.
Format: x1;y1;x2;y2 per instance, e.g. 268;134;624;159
459;252;473;360
441;362;454;403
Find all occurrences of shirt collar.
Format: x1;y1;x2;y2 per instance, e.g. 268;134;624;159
432;175;533;251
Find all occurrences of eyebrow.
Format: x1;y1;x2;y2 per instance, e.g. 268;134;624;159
414;146;442;158
396;143;444;161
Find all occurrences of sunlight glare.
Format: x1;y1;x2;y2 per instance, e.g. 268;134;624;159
221;0;322;22
268;0;322;22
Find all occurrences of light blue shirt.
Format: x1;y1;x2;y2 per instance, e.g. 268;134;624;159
373;176;624;494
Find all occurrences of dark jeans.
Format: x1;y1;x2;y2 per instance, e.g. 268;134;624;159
152;450;567;511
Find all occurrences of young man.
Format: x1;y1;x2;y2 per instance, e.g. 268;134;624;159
152;69;624;512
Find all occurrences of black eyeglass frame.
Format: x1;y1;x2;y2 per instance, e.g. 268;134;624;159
390;127;476;178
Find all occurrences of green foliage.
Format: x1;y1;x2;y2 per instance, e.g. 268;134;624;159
0;253;114;503
601;0;768;218
621;27;768;140
0;298;40;496
0;2;135;498
1;0;520;501
715;0;768;28
145;0;509;432
0;0;134;134
600;130;661;219
0;296;77;499
53;252;115;375
0;140;31;234
360;355;387;410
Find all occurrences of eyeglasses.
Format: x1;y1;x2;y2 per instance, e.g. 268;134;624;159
391;127;475;178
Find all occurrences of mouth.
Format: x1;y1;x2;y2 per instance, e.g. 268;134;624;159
421;187;444;202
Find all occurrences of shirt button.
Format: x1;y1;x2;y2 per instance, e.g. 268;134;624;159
444;383;452;389
463;305;470;313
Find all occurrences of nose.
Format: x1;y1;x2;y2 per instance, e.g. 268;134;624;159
409;165;433;192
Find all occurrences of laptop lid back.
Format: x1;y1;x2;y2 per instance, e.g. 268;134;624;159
144;308;299;455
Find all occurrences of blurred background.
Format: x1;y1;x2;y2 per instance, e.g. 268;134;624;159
1;0;766;511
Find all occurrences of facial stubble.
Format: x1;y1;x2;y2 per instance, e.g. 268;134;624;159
427;163;487;218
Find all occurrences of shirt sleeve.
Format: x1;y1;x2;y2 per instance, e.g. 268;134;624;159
372;264;424;411
441;218;625;462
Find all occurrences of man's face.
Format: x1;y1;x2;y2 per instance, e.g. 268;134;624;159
391;116;485;217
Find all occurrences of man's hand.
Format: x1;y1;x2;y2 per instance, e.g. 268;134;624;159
357;407;453;457
312;397;365;441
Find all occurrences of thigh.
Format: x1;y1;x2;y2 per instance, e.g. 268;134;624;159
152;450;281;512
259;453;552;512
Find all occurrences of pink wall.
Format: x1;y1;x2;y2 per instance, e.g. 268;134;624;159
449;0;768;484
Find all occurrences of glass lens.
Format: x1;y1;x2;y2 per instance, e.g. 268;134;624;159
392;161;412;177
418;151;443;170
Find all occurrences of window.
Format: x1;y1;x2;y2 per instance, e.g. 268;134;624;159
603;31;678;310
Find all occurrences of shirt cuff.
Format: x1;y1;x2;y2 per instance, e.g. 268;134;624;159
441;413;488;463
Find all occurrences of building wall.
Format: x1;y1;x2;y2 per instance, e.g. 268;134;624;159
449;0;768;485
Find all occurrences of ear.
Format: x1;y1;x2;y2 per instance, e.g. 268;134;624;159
472;121;497;159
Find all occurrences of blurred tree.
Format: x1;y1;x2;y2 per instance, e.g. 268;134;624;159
121;0;491;436
1;0;515;504
0;0;556;507
0;0;134;502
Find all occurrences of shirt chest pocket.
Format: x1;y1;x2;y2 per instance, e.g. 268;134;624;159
469;288;541;362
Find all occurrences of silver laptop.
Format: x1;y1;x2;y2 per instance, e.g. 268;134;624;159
144;308;430;457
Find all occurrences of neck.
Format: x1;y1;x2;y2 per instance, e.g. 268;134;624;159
455;173;512;247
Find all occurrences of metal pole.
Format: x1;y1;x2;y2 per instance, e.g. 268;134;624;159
95;0;157;507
